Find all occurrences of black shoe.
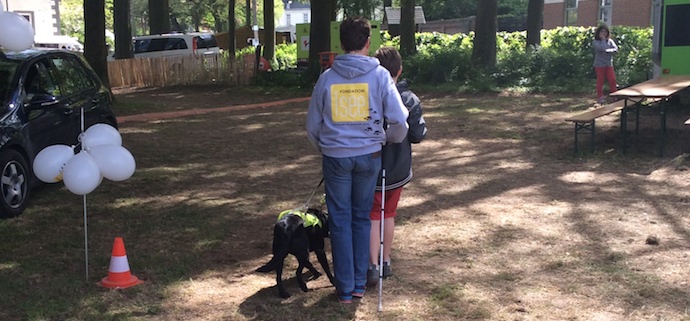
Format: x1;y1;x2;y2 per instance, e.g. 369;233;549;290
366;265;379;287
382;262;392;278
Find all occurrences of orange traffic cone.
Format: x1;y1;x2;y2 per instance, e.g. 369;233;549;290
99;237;144;289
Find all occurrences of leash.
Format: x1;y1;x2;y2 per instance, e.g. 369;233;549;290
301;177;324;210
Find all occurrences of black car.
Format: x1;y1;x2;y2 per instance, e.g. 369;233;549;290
0;49;117;218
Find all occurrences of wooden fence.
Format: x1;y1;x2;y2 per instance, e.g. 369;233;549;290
107;53;258;88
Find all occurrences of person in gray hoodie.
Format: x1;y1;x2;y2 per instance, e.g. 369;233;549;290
593;24;618;104
306;16;409;304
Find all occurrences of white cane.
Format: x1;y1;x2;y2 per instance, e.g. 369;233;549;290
378;168;386;312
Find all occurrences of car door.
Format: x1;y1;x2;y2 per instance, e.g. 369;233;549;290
22;57;79;156
48;54;111;135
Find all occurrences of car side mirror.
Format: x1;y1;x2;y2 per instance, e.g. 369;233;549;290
28;94;59;108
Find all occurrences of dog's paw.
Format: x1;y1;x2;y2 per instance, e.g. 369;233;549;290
279;291;291;299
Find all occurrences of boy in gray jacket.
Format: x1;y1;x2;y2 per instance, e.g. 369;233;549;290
367;46;427;287
305;16;409;303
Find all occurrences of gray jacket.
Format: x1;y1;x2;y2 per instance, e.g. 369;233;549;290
592;38;618;67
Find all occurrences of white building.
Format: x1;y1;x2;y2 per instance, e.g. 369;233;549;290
276;0;310;42
3;0;60;39
277;0;311;28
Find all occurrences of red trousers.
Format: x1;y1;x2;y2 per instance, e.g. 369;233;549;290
595;66;617;98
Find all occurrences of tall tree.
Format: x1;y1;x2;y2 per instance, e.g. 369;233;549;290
149;0;171;34
471;0;498;68
228;0;237;85
246;0;252;27
399;0;416;57
526;0;543;50
113;0;133;59
263;0;275;61
307;0;333;82
84;0;110;87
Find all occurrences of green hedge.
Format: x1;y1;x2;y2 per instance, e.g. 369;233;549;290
270;26;653;92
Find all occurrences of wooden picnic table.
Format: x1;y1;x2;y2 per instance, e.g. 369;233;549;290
609;75;690;156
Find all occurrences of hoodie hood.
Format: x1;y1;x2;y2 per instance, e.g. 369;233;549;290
330;54;380;79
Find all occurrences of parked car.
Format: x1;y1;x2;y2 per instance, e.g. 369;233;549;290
0;49;118;218
132;32;220;59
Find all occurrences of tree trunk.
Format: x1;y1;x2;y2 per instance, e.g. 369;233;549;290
471;0;497;68
246;0;252;27
149;0;170;34
307;0;331;82
228;0;237;85
84;0;109;88
263;0;275;61
526;0;543;50
113;0;133;59
399;0;416;57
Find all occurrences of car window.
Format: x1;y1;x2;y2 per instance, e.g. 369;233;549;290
0;60;19;104
195;35;217;49
49;56;95;95
23;60;62;102
166;38;187;50
133;39;151;54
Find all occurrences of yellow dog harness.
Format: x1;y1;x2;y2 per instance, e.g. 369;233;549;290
278;210;322;228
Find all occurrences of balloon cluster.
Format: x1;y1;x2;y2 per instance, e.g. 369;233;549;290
33;124;136;195
0;4;36;52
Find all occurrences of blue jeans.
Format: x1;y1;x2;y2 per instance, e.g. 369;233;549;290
323;152;381;295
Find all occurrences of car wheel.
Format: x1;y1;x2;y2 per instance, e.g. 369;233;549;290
0;150;30;218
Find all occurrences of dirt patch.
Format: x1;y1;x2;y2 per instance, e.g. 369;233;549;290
113;87;690;321
8;87;690;320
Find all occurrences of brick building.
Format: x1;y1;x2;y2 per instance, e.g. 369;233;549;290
544;0;653;29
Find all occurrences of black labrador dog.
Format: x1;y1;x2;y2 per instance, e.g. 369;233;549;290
256;208;335;298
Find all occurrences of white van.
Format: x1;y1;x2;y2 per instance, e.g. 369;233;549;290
34;35;83;52
132;33;220;59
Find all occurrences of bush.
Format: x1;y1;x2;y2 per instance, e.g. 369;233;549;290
271;26;653;93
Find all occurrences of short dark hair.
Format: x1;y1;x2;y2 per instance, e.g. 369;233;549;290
595;24;610;40
375;46;402;77
340;16;371;53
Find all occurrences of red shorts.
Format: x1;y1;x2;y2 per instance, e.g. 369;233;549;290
369;187;403;220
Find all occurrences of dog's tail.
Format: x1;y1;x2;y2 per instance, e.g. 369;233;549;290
255;257;277;273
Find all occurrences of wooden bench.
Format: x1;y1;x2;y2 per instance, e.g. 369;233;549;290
565;100;626;153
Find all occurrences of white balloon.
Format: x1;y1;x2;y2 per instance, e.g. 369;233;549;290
0;11;35;52
62;152;101;195
33;145;74;183
88;144;136;181
82;123;122;150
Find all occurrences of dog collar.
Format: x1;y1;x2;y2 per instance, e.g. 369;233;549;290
278;210;322;228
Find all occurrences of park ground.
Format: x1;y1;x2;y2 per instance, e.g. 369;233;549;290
3;86;690;320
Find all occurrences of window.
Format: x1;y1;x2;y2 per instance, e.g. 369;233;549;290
665;4;690;47
22;60;61;102
50;56;95;96
303;13;309;23
286;14;291;26
565;0;578;26
599;0;612;25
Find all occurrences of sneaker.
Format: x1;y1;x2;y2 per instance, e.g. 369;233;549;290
382;261;392;278
336;292;352;304
366;265;379;287
597;96;607;104
352;285;366;298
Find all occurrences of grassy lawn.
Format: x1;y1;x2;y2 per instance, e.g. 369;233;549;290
2;87;690;320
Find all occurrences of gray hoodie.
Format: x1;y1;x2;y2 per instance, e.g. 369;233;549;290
593;38;618;67
306;54;409;158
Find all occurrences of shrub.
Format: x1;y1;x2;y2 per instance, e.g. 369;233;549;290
270;26;652;93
